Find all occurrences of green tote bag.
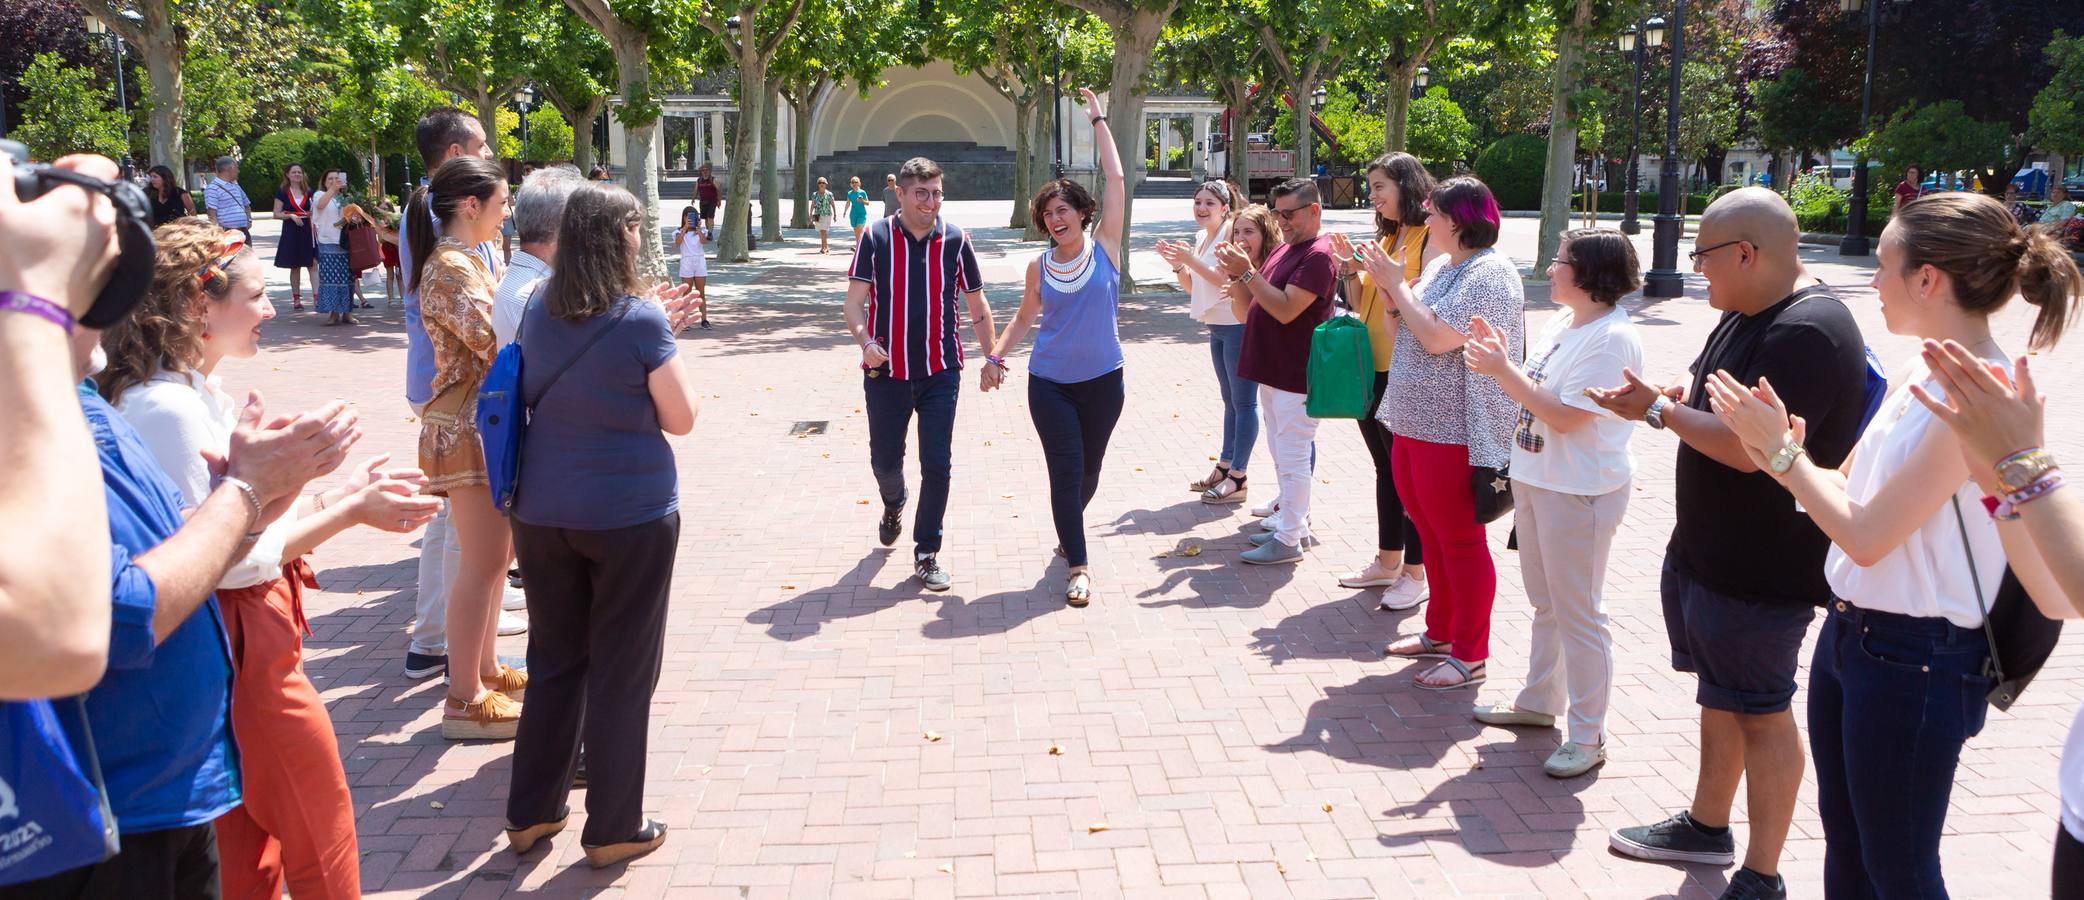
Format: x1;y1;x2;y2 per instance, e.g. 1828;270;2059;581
1305;313;1375;419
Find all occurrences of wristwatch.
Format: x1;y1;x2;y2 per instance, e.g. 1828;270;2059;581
1644;395;1671;430
1995;449;2059;494
1768;442;1809;475
1232;269;1258;285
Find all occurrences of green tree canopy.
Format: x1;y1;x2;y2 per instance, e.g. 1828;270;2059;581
1408;85;1476;168
1864;100;2012;177
15;51;128;160
2029;31;2084;159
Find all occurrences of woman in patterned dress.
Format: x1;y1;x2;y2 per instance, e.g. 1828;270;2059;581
312;170;356;324
406;155;529;740
273;163;318;310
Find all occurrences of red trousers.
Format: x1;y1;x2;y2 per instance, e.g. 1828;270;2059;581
1391;436;1499;662
212;560;362;900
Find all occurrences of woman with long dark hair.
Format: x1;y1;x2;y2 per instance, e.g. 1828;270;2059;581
986;87;1127;608
408;155;528;740
146;164;195;226
1156;179;1255;505
1328;152;1439;609
1708;191;2078;898
502;182;699;869
273;163;317;310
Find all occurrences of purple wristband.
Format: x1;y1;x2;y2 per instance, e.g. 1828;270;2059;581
0;291;74;335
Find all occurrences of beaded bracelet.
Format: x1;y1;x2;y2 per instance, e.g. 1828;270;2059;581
1985;470;2066;521
0;291;74;335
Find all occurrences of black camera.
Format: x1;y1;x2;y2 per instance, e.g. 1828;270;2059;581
3;139;156;329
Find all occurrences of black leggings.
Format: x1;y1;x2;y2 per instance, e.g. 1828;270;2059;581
2058;824;2084;900
1029;369;1126;568
1359;370;1424;561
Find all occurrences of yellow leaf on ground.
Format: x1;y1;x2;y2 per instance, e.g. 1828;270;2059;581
1087;823;1109;833
1048;745;1064;756
936;863;952;874
924;731;942;742
1181;545;1202;557
782;584;797;590
1321;803;1334;812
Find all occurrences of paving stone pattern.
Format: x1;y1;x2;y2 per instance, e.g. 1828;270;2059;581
221;203;2083;898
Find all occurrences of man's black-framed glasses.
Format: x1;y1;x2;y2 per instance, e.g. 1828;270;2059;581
1271;202;1316;221
1688;239;1751;262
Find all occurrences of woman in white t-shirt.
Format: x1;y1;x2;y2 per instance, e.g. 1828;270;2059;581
674;206;711;330
1462;228;1643;779
1911;341;2084;899
1156;180;1254;504
1709;192;2080;898
312;170;356;325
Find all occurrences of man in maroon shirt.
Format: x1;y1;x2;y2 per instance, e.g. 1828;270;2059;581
1216;178;1338;565
695;164;721;240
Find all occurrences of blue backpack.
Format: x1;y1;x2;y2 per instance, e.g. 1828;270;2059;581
478;291;632;513
1855;345;1888;434
0;698;119;886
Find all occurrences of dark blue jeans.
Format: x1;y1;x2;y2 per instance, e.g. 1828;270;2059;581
1207;324;1257;472
1028;369;1126;567
865;368;960;557
1810;600;1994;900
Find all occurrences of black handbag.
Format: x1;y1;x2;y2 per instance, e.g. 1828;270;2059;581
1472;466;1514;524
1950;497;2064;711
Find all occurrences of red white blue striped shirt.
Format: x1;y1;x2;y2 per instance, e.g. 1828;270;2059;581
848;216;984;381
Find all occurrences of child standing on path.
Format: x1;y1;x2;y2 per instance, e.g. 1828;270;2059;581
675;207;711;330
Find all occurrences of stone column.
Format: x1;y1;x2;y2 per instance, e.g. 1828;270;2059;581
1157;116;1173;172
710;112;729;170
608;115;628;170
1192;114;1211;178
691;113;706;166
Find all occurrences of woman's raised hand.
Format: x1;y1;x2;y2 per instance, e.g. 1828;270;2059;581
1214;241;1252;278
1327;231;1354;264
1078;87;1104;121
1910;339;2045;483
1461;315;1512;378
1155;239;1187;266
1355;238;1400;285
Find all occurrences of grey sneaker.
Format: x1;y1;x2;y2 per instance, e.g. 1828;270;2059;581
1610;811;1737;866
1719;868;1786;900
1542;741;1606;778
1248;531;1317;548
1240;539;1306;565
914;555;952;592
1378;576;1430;611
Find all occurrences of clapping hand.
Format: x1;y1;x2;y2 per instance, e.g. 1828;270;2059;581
1584;368;1676;422
1705;370;1800;461
650;282;700;333
338;454;441;533
1910;339;2044;494
1327;232;1355;267
213;391;360;525
1462;315;1512;378
1355;238;1403;286
1154;239;1189;268
1214;241;1252;279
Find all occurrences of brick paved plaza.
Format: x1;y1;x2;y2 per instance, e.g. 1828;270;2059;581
221;201;2084;898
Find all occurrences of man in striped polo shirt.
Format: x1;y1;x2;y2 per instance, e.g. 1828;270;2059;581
843;157;1000;591
203;156;252;241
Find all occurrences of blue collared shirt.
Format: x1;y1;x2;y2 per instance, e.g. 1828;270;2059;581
77;384;241;833
401;181;501;405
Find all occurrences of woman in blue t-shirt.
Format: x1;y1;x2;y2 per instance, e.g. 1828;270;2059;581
986;87;1126;608
501;182;701;870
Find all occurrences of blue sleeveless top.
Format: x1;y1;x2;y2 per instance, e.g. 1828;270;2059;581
1029;238;1125;384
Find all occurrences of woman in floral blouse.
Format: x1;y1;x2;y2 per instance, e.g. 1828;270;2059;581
406;155;527;741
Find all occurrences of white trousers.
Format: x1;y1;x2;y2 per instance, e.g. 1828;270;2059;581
1511;480;1629;746
1258;385;1319;546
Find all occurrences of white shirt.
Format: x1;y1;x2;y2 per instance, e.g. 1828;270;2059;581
312;192;344;246
492;250;553;348
1824;357;2006;628
677;229;708;279
1506;305;1642;496
1187;221;1238;326
115;370;295;590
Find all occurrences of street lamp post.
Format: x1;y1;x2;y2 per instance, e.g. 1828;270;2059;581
1838;0;1880;256
1411;65;1429;101
1643;2;1686;298
516;84;537;164
1052;22;1064;179
85;11;140;178
1619;16;1664;236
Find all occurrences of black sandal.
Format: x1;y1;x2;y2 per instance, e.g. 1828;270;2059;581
1201;472;1248;505
1190;464;1231;492
583;819;668;868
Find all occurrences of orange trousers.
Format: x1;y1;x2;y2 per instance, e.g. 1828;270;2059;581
212;560;362;900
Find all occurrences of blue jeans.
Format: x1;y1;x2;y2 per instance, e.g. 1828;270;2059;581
865;369;960;557
1810;600;1994;900
1207;324;1258;472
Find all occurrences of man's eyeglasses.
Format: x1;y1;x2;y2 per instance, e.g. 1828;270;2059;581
1271;203;1315;221
909;190;945;203
1688;239;1751;262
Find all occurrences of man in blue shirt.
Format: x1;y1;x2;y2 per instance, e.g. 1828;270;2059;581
7;323;360;899
396;108;527;682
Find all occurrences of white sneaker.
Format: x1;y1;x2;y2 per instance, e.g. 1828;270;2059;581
502;584;527;611
497;609;528;636
1543;741;1606;778
1249;500;1280;518
1379;576;1430;611
1339;560;1400;589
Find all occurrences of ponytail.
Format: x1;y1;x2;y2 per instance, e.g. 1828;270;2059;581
405;155;507;295
405;185;436;295
2016;227;2081;350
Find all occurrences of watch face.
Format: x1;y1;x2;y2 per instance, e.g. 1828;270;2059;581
1998;456;2049;488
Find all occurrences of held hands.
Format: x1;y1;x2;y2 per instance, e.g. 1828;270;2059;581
1704;371;1800;462
338;454;441;533
1583;368;1677;422
861;339;890;369
650;281;700;333
1910;339;2045;493
1462;315;1513;378
1214;241;1252;279
979;361;1004;392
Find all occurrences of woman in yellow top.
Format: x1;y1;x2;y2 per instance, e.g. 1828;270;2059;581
1328;152;1444;611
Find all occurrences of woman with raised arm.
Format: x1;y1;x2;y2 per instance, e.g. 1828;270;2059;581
312;170;357;326
1706;191;2079;898
1155;180;1254;505
987;87;1126;608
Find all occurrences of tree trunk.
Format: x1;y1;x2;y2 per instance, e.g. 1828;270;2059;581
1028;100;1053;240
1535;0;1593;274
1103;16;1164;291
603;32;663;278
760;77;783;244
474;91;502;149
571;100;604;171
1227;87;1251;192
368;139;384;196
1010;92;1037;231
1383;65;1414;153
719;54;767;263
143;35;182;184
1291;78;1316;178
789;84;819;229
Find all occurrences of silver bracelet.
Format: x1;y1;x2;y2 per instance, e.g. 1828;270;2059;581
221;475;265;534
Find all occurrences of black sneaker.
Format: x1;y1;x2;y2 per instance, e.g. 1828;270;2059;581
878;505;904;547
508;567;524;589
699;319;712;330
1719;868;1786;900
914;555;952;592
1609;811;1737;866
404;651;447;680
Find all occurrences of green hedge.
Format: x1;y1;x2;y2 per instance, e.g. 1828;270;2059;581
1472;134;1546;211
1787;172;1892;234
1570;190;1718;215
237;129;366;210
